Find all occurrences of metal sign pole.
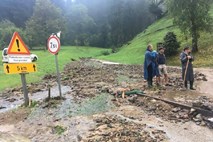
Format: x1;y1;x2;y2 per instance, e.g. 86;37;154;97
20;73;29;106
55;53;62;97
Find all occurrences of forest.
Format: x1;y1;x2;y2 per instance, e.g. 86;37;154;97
0;0;164;49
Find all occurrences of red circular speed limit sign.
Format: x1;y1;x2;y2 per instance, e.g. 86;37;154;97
47;35;60;55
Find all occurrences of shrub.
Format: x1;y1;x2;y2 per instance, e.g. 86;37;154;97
101;50;110;56
163;32;180;56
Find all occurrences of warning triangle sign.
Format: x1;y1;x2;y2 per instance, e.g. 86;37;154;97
7;32;30;55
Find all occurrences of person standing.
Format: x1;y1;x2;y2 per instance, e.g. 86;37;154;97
157;47;168;86
144;44;158;88
180;46;195;90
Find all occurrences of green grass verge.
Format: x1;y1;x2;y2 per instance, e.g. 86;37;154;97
0;46;107;91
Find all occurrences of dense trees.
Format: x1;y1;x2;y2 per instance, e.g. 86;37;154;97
26;0;65;47
0;0;35;27
0;0;159;48
0;20;27;48
149;0;165;19
166;0;213;52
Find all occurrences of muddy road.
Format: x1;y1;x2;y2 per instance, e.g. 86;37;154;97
0;59;213;142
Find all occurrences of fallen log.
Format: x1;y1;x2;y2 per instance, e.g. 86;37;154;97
112;90;213;117
136;92;213;117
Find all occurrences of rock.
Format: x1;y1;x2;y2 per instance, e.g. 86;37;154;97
208;118;213;122
200;121;206;126
6;98;17;102
190;108;196;113
172;107;180;113
203;76;208;81
193;118;201;123
195;114;202;120
0;106;6;109
195;121;201;125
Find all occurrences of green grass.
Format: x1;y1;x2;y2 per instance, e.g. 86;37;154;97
0;46;107;91
98;17;180;64
99;5;213;66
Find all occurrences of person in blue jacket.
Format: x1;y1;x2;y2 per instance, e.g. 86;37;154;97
144;44;160;87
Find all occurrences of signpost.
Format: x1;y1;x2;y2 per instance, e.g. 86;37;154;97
47;34;62;98
3;32;37;106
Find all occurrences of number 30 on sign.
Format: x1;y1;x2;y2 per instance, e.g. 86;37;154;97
47;35;60;55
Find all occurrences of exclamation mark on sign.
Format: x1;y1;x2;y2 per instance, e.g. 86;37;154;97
16;39;20;52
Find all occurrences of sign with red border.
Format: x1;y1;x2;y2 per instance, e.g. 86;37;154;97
7;32;30;55
47;35;60;55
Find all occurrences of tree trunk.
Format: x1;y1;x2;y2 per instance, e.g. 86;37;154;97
192;35;198;52
191;25;198;52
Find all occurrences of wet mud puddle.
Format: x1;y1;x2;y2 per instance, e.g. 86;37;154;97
0;85;71;113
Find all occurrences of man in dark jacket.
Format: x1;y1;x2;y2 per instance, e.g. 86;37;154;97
180;46;195;90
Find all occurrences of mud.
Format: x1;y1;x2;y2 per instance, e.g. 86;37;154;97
0;59;213;142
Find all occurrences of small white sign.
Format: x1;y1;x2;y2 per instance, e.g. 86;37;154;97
8;55;32;63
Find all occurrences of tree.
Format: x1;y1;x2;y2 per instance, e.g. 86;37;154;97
65;3;96;46
166;0;212;52
163;32;180;56
0;20;27;49
0;0;35;27
26;0;65;47
149;0;164;20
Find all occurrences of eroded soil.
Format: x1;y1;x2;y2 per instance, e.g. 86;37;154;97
0;59;212;142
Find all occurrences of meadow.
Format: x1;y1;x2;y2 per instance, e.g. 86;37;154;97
0;46;107;90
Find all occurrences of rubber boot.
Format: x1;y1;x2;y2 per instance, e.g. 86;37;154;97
190;81;196;90
184;81;188;89
148;80;153;88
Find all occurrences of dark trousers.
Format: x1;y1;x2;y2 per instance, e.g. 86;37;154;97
184;81;194;89
147;65;153;87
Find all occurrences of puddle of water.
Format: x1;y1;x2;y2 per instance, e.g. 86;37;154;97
0;85;71;113
27;93;114;125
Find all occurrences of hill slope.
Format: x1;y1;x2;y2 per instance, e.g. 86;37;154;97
100;5;213;67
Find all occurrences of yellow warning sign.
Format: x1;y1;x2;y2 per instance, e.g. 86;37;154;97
3;63;37;74
7;32;30;55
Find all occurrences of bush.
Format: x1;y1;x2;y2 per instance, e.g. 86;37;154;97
163;32;180;56
101;50;111;56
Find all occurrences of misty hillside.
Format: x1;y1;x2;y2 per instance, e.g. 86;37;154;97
100;5;213;67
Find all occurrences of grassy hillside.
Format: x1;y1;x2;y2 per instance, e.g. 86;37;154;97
0;46;107;91
100;5;213;67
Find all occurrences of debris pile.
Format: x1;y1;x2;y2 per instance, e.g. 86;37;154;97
126;94;213;128
194;72;208;81
83;115;166;142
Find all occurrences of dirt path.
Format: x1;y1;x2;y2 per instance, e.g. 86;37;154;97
195;68;213;99
109;105;213;142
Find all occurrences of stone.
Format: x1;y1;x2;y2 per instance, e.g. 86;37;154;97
195;114;202;120
190;108;196;113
